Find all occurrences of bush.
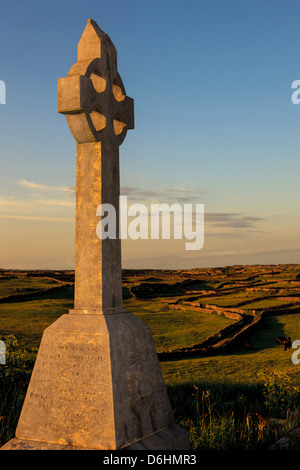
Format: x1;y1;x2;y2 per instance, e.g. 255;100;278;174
0;335;37;388
258;370;300;418
0;335;37;446
168;379;300;450
177;386;276;450
0;384;25;446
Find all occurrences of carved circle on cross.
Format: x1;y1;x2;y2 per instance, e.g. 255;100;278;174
86;56;131;145
61;55;134;145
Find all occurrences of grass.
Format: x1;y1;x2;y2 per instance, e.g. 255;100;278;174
1;266;300;450
1;337;299;450
0;278;63;299
0;384;25;446
124;298;236;352
0;280;299;385
161;350;300;389
241;298;300;309
196;291;264;307
161;312;300;387
0;297;72;348
175;369;300;450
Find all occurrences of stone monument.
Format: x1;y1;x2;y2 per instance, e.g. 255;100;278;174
1;19;189;450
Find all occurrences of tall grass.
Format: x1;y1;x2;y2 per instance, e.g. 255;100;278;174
0;385;25;446
0;336;299;450
0;335;36;446
168;376;300;450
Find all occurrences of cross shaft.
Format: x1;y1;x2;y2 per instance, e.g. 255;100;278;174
58;19;134;313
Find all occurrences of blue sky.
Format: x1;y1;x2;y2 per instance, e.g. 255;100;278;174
0;0;300;269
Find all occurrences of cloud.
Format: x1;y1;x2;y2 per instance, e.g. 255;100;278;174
167;187;204;195
121;186;140;195
120;186;161;199
5;180;76;210
0;197;30;208
63;186;76;194
205;213;265;229
18;179;74;193
0;196;75;210
35;199;75;207
205;231;250;238
134;190;162;197
0;214;74;222
120;185;204;203
119;190;264;232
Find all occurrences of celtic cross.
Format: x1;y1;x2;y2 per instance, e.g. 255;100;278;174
58;19;134;314
1;19;189;453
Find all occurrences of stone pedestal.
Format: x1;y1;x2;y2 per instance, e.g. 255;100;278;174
2;311;189;450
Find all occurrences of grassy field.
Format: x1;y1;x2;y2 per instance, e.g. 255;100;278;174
1;264;300;449
0;266;300;385
0;298;72;347
125;298;236;353
0;277;65;298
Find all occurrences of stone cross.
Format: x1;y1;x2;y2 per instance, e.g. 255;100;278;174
58;18;134;314
1;19;189;451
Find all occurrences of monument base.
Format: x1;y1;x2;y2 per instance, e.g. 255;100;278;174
1;311;189;451
1;424;189;450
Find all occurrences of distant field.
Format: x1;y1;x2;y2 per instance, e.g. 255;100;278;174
0;298;72;347
197;292;261;307
124;298;235;353
161;313;300;386
0;277;62;299
0;296;235;352
243;298;300;309
0;264;300;388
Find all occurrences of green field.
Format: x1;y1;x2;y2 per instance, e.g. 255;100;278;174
125;298;236;353
0;277;63;299
1;265;300;450
0;266;300;386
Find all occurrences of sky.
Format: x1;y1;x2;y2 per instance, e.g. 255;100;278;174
0;0;300;270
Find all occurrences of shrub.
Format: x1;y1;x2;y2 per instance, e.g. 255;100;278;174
0;384;25;446
258;370;300;418
0;335;37;388
168;380;300;450
0;335;37;446
178;386;277;450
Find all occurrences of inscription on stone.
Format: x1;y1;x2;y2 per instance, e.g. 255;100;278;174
27;341;108;422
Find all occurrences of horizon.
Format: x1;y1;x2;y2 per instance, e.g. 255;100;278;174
1;260;300;272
